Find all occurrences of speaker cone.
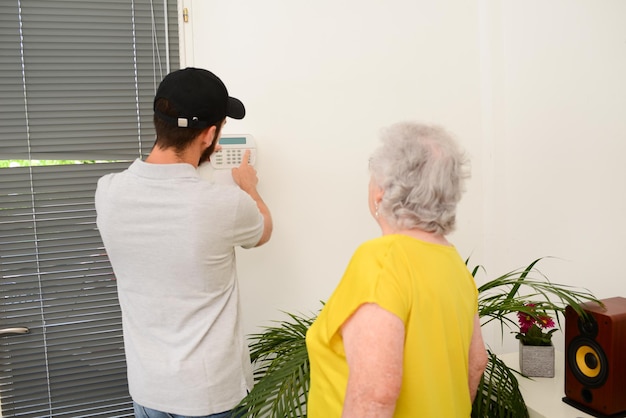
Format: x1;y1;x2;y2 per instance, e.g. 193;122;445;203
567;336;608;388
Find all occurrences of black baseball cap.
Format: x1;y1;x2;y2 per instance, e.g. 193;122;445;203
153;67;245;129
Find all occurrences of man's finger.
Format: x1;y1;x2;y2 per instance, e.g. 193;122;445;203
240;149;251;167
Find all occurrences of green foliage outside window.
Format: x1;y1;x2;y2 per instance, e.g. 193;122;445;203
0;160;96;168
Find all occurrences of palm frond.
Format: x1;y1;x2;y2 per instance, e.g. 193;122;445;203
238;311;316;418
472;350;529;418
473;257;602;338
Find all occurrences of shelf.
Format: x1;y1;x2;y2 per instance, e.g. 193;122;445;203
499;351;595;418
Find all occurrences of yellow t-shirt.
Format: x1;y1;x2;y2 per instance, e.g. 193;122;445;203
306;234;478;417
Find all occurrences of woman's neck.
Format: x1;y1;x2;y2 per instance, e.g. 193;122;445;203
383;225;450;246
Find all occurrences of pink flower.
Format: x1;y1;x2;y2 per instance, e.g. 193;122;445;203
517;303;556;333
516;303;557;346
538;315;555;329
517;311;535;333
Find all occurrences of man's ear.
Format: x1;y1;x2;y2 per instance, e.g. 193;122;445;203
201;125;217;147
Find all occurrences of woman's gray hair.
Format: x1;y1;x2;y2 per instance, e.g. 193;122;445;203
369;122;470;235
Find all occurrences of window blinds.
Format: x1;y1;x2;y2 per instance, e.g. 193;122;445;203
0;1;179;417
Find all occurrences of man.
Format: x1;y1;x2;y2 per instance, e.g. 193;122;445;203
95;67;272;418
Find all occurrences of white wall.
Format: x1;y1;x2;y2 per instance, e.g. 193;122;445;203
179;0;626;354
488;1;626;351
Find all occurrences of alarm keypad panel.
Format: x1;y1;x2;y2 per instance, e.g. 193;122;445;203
210;135;256;169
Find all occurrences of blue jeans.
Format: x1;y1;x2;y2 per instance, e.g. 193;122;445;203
133;402;243;418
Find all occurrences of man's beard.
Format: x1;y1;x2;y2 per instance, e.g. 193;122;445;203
199;124;223;164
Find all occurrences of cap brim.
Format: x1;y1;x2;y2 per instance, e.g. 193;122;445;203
227;97;245;119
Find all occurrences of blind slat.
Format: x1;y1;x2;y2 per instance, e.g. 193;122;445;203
0;1;178;416
0;0;174;162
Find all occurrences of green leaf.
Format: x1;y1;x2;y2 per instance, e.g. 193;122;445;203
472;350;529;418
238;310;316;417
474;257;602;341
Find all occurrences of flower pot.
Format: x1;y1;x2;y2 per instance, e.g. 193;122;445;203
519;341;555;377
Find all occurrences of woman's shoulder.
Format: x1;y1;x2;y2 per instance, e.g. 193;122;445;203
353;235;461;268
354;235;395;253
350;235;411;265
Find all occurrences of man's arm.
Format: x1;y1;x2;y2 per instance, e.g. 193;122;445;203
231;150;273;246
243;187;272;246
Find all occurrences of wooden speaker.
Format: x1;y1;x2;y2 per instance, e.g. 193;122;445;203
563;296;626;417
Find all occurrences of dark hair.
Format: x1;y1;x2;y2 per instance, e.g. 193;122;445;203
153;98;223;153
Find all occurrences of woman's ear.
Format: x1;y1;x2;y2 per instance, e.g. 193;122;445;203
373;184;385;203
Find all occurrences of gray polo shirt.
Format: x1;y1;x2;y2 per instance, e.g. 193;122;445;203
95;159;263;416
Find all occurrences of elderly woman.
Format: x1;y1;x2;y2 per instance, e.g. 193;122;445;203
306;122;488;417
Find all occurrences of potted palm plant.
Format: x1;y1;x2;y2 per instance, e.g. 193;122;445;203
237;258;601;418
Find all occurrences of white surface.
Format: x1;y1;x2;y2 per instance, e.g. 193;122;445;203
182;0;485;336
180;1;626;351
500;351;594;418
